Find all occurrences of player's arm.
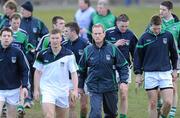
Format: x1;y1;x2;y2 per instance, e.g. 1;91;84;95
71;71;78;97
114;46;129;84
18;51;30;98
169;33;178;81
129;34;138;61
133;35;145;88
33;52;43;101
78;48;88;93
33;69;42;101
68;54;79;103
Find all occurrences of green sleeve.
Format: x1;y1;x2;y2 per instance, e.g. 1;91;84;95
24;34;29;52
42;37;50;50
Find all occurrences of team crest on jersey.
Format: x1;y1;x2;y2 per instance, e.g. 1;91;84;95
60;62;64;67
106;55;111;61
78;49;84;55
163;38;167;44
33;27;38;33
11;57;16;63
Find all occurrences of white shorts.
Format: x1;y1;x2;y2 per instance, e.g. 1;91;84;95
0;88;20;105
144;71;173;90
116;67;132;83
41;91;69;108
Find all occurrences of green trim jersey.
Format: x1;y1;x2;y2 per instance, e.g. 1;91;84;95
162;18;180;53
36;34;50;51
42;36;50;50
11;28;29;53
92;10;116;30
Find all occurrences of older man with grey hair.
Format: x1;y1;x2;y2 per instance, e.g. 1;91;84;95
91;0;116;31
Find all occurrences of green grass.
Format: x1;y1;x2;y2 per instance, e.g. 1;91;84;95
25;6;180;118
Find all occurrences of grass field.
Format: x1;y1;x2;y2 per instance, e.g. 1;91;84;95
24;5;180;118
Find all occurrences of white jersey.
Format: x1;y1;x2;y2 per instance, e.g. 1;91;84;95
33;47;78;97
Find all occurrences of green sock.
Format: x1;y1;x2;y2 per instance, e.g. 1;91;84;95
120;114;127;118
16;105;24;111
169;107;176;118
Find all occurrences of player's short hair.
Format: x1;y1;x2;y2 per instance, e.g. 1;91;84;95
50;29;61;36
52;16;64;25
80;0;91;7
0;27;13;36
11;13;21;20
3;0;17;12
85;0;91;7
117;14;129;22
150;15;162;26
65;22;80;34
92;24;105;32
97;0;109;8
161;0;173;10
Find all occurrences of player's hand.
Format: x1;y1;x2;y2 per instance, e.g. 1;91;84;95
119;82;128;91
70;90;78;104
22;88;28;98
33;90;40;101
115;39;127;46
135;74;143;88
135;74;143;94
119;83;128;99
172;70;178;82
78;88;84;95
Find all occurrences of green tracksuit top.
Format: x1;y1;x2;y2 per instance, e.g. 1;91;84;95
92;10;116;30
162;18;180;53
12;28;30;52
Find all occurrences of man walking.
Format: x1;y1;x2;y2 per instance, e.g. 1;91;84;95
106;14;138;118
0;27;29;118
33;29;78;118
79;24;129;118
134;15;178;118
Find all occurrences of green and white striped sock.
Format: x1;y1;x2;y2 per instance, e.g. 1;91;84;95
168;107;176;118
